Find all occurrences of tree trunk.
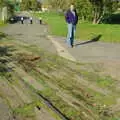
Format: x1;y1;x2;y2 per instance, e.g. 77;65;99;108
92;8;104;24
92;9;98;24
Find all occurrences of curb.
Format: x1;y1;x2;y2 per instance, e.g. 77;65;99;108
47;35;76;62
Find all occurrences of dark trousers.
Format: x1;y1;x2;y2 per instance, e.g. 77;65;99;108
21;20;23;24
30;20;33;24
39;19;42;24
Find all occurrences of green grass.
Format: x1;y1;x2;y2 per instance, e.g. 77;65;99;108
35;12;67;36
34;12;120;43
13;100;62;120
0;20;6;27
80;71;116;88
13;103;35;118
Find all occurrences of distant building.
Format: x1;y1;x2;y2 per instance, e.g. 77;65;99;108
41;7;48;12
41;4;51;12
0;7;8;22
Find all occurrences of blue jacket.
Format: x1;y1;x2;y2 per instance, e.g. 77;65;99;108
65;9;78;25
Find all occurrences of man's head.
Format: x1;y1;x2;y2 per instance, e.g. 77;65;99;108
70;4;75;11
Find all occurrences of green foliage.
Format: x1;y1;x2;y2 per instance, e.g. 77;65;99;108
75;0;119;23
48;0;69;11
20;0;42;11
13;103;35;117
0;0;15;18
7;2;15;17
75;0;93;21
20;0;31;10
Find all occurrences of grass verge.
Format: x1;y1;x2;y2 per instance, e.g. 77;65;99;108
34;12;120;43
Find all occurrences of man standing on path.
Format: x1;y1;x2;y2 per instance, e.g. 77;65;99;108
65;3;78;48
21;17;24;24
30;17;33;24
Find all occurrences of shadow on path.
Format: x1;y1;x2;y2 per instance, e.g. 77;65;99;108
75;34;102;46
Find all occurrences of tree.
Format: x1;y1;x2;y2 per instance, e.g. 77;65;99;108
20;0;32;10
75;0;119;24
20;0;42;11
90;0;119;24
31;0;42;11
0;0;4;7
48;0;72;11
0;0;15;17
75;0;92;21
